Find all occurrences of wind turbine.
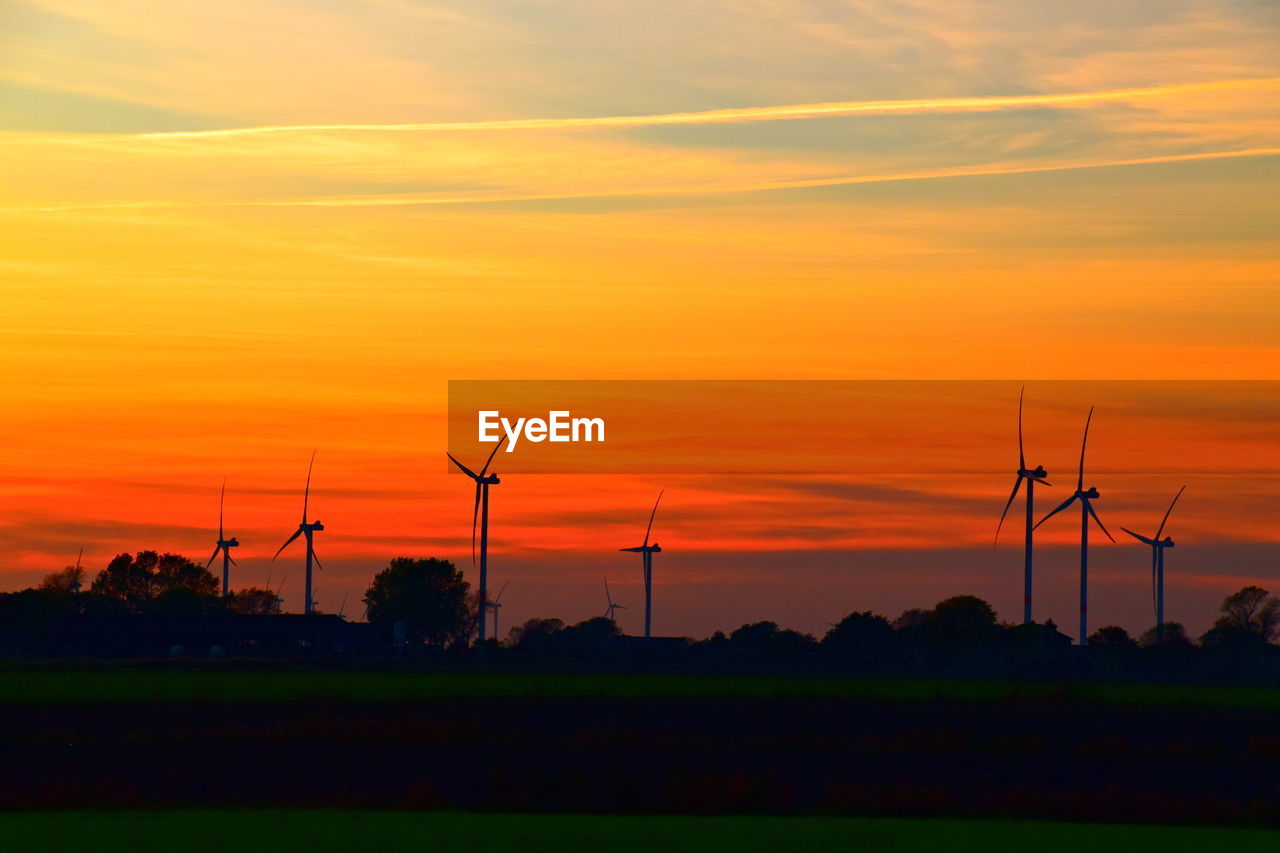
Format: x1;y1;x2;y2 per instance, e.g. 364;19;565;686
205;478;240;598
446;436;506;644
1121;485;1185;645
273;451;324;616
490;581;508;640
1035;408;1114;645
620;491;663;639
995;386;1051;624
603;576;627;623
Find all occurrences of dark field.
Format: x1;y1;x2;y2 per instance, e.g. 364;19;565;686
3;666;1279;824
1;812;1277;852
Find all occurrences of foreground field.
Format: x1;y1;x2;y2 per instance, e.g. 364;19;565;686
3;664;1280;708
4;666;1279;823
0;812;1276;852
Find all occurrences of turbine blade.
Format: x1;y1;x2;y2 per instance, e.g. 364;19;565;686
471;481;482;565
228;554;238;567
994;475;1024;544
1155;485;1186;540
643;490;664;547
494;580;508;605
219;477;226;539
1084;499;1115;542
273;527;304;560
311;548;323;571
1120;527;1155;546
1034;495;1078;530
605;576;613;605
302;450;317;522
1037;477;1052;487
206;545;221;569
1017;385;1026;470
479;434;508;477
446;452;480;480
1077;406;1093;491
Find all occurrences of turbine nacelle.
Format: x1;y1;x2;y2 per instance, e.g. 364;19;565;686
1017;464;1049;481
219;537;240;549
1078;487;1100;500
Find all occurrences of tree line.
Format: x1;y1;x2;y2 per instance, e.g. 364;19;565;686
2;551;1278;680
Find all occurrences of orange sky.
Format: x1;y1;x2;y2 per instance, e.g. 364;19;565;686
1;1;1277;638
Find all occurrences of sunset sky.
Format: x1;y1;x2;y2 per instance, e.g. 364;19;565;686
1;1;1277;639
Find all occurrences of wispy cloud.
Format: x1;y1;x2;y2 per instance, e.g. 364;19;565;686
11;145;1278;213
26;77;1275;143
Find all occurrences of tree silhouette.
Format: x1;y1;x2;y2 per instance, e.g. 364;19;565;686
924;595;1000;647
823;610;894;664
1087;625;1137;647
508;617;565;652
1214;586;1280;641
228;587;283;615
363;557;470;647
38;565;85;595
90;551;217;609
1138;622;1191;647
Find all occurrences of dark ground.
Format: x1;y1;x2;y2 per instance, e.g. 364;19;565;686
3;667;1279;824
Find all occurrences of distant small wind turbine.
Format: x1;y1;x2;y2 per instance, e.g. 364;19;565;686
603;576;626;623
205;478;240;598
1035;408;1114;645
446;436;506;644
72;547;83;593
490;581;508;640
620;491;663;639
1121;485;1186;645
995;386;1051;624
273;451;324;616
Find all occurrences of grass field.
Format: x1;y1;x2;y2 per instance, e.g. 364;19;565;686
1;665;1278;708
0;811;1276;851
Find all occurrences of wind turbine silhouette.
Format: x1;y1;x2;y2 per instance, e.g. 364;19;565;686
446;436;506;644
72;547;83;592
205;478;239;598
1121;485;1185;645
490;581;508;640
604;576;626;623
1035;408;1114;645
273;451;324;616
995;386;1051;624
620;491;663;639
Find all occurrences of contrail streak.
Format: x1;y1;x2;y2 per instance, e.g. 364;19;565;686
15;147;1279;213
84;77;1280;142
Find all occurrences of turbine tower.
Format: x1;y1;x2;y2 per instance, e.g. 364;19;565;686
603;576;627;623
490;581;508;640
205;478;240;598
446;436;506;644
1035;407;1114;645
620;491;663;639
995;386;1051;624
1121;485;1185;645
273;451;324;616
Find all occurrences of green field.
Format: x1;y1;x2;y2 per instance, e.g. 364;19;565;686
1;665;1278;708
0;812;1275;852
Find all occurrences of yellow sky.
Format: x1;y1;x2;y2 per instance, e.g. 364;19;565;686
0;1;1277;635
